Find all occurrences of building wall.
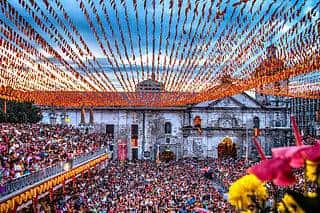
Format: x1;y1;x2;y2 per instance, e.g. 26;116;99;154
290;98;320;137
41;95;290;160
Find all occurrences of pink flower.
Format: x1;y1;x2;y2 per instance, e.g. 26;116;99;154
249;137;296;186
248;117;320;186
272;142;320;166
247;158;296;186
248;142;320;186
272;145;312;168
304;142;320;163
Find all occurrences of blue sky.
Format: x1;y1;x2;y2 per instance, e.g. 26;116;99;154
1;0;319;92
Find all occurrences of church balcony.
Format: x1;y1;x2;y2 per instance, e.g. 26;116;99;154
0;149;109;209
182;126;291;137
182;126;246;132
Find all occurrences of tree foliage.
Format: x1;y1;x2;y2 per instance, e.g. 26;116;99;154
0;100;42;123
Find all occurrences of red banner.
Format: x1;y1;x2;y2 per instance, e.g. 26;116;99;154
117;139;127;161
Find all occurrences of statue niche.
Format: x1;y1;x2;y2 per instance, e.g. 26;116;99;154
216;114;239;128
217;137;237;159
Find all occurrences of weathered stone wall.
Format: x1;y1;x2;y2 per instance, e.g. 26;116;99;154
41;94;290;160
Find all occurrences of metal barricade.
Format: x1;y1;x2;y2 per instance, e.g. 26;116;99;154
0;148;107;198
73;149;107;166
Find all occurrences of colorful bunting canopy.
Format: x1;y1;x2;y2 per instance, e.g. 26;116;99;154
0;0;319;107
256;71;320;99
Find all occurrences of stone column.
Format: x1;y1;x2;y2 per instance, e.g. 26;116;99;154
3;100;7;114
80;107;85;124
142;111;146;157
89;108;94;124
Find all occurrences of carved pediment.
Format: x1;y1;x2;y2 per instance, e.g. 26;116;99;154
208;97;245;108
205;93;263;109
213;114;240;128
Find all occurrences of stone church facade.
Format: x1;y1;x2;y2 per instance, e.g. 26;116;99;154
41;93;291;160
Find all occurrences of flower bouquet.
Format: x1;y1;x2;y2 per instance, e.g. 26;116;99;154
228;117;320;212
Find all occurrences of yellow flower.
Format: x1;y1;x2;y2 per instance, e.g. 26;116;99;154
277;194;305;213
277;201;286;213
306;191;317;198
228;174;268;211
305;160;318;182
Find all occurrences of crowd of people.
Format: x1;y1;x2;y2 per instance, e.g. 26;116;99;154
0;124;109;187
22;159;233;212
1;122;314;212
209;158;249;191
14;152;313;212
13;153;313;212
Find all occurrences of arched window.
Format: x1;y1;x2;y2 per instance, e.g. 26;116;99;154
164;122;172;134
194;116;201;128
253;116;260;128
316;109;320;122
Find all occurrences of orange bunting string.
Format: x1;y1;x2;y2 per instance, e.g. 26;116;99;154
0;0;318;107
